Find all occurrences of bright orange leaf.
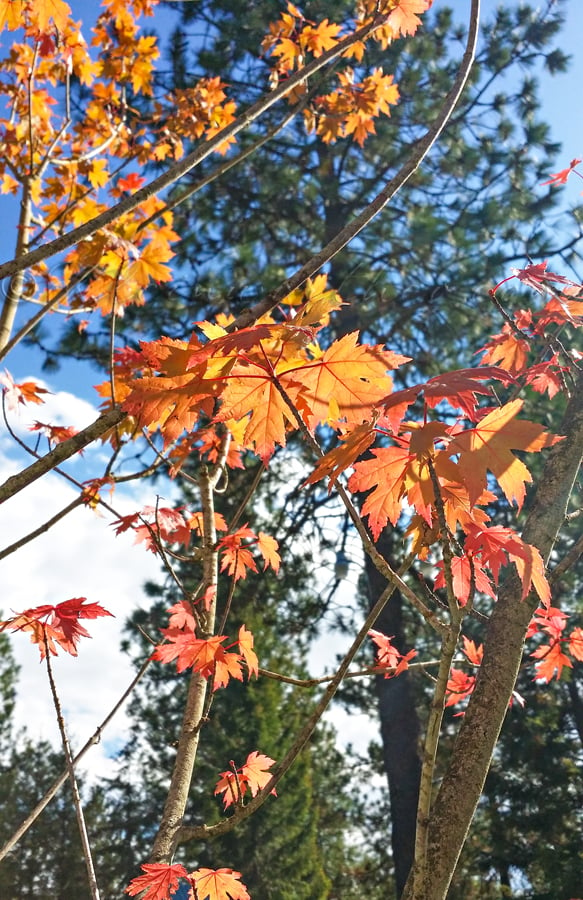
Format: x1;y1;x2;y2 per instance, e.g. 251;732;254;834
188;868;250;900
447;400;560;508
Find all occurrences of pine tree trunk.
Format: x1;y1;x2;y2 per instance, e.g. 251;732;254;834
365;529;422;898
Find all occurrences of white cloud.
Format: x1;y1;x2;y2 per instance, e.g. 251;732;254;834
0;387;169;781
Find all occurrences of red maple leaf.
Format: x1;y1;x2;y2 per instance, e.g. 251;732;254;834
0;598;112;658
445;668;476;709
540;157;582;186
568;627;583;661
368;629;417;676
464;525;550;605
125;862;188;900
434;554;495;605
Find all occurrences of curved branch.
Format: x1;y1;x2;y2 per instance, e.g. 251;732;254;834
0;406;125;504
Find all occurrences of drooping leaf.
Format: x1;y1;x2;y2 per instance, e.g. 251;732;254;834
187;868;250;900
447;400;560;509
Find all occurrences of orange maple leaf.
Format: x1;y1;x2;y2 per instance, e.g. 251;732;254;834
256;531;281;573
294;332;409;429
238;624;259;677
217;359;300;460
125;862;188;900
461;635;483;667
568;627;583;661
348;446;411;538
531;640;573;682
447;400;560;509
0;371;50;411
215;751;276;809
386;0;431;38
306;421;376;488
0;0;25;31
188;868;250;900
218;527;260;582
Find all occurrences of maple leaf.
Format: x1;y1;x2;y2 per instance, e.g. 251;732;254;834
29;0;73;34
240;750;276;796
479;326;531;376
238;624;259;677
386;0;431;38
348;446;410;538
0;598;112;658
368;628;417;676
447;399;560;509
0;0;25;32
218;527;260;582
491;261;579;297
378;366;515;431
434;554;495;605
306;421;376;488
125;862;188;900
461;635;483;666
568;627;583;661
445;668;476;709
464;524;551;605
541;157;582;187
214;751;276;809
531;641;573;682
299;19;342;55
29;421;79;445
217;357;301;460
523;357;566;399
188;868;250;900
296;332;409;429
166;600;197;631
153;632;245;690
117;172;146;192
0;371;50;411
256;531;281;572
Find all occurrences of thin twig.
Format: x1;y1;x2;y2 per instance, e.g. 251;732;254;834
0;653;154;861
0;496;84;560
43;630;101;900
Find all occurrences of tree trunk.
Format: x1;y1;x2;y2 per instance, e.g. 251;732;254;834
365;528;422;898
403;370;583;899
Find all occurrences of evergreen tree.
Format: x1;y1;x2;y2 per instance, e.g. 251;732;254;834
0;634;97;898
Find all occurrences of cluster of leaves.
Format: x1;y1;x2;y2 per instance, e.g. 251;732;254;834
262;1;430;144
0;597;112;658
126;862;250;900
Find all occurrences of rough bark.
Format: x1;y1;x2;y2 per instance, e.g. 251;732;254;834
403;370;583;899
